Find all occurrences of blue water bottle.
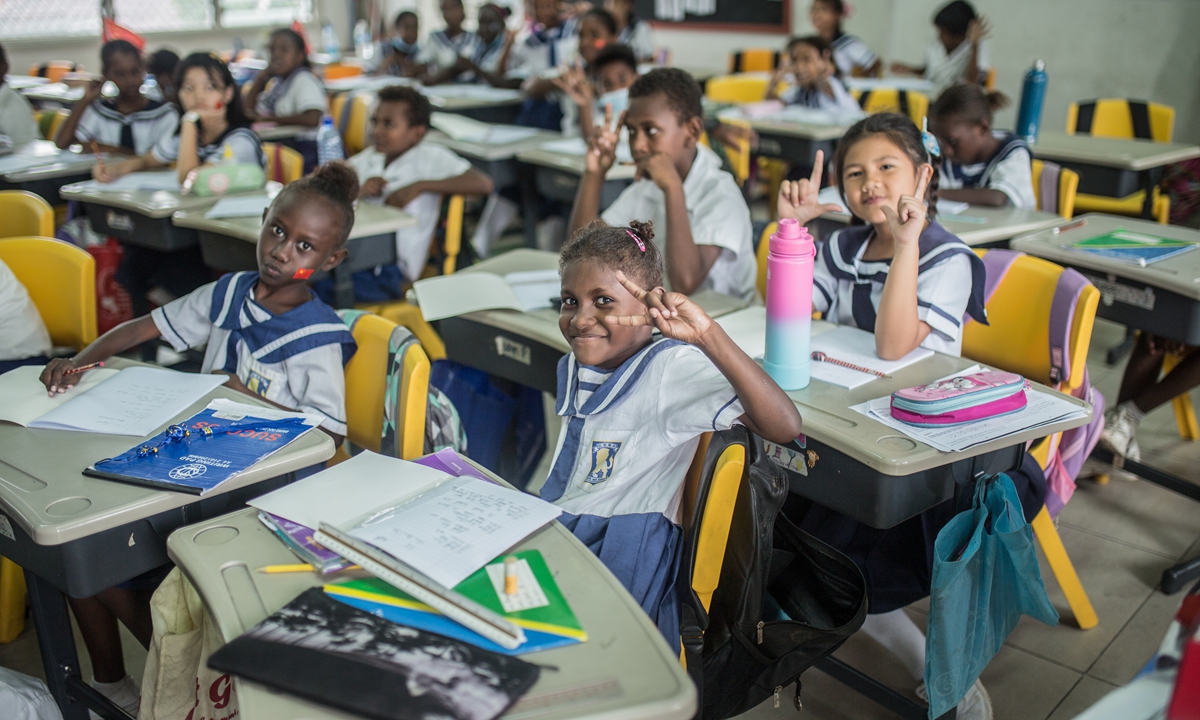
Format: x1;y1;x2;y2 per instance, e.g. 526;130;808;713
1016;59;1048;144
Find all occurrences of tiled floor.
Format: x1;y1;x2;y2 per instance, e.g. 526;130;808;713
0;322;1195;720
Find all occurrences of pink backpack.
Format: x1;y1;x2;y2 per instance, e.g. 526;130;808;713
967;250;1105;517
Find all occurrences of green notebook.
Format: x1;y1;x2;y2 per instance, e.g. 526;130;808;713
1071;228;1193;249
325;549;586;655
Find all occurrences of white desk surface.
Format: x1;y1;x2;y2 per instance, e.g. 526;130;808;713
168;492;696;720
60;181;244;219
0;141;101;181
21;83;85;103
1029;132;1200;171
731;114;848;141
5;75;51;90
515;146;639;181
253;124;313;141
323;75;524;107
821;205;1066;246
426;128;562;161
1012;213;1200;301
844;77;936;94
172;201;418;242
0;359;334;546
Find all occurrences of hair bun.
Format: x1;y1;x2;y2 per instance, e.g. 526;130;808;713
628;219;655;243
308;161;360;206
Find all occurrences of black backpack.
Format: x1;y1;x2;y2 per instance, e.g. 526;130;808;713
679;428;868;718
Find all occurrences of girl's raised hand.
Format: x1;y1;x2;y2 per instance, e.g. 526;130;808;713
606;271;713;346
880;163;932;250
776;149;843;225
585;104;625;175
551;61;593;107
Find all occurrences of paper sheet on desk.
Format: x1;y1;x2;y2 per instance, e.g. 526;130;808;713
0;365;120;427
422;85;522;102
413;272;556;320
73;171;180;192
430;113;540;144
0;152;60;174
205;194;272;218
810;326;933;389
504;269;561;311
540;136;633;164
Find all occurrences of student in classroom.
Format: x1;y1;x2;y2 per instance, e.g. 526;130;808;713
548;9;621;137
510;0;574;130
776;112;1001;719
0;258;52;375
808;0;881;77
345;85;493;289
38;162;361;716
604;0;655;62
1100;336;1200;465
890;0;991;94
465;3;518;87
244;27;326;168
545;219;802;649
766;35;861;115
554;42;638;141
929;83;1036;208
378;11;422;77
54;40;179;156
569;68;757;300
146;48;180;104
419;0;479;85
0;44;39;146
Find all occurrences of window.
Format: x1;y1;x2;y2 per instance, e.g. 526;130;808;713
0;0;100;40
114;0;214;33
218;0;312;28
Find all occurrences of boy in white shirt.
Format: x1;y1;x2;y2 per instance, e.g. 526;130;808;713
568;68;756;301
346;86;493;283
0;45;38;146
0;258;52;375
891;0;990;94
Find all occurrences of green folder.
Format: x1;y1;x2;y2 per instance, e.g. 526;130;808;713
1071;228;1193;249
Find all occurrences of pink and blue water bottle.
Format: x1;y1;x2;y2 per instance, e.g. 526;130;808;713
763;218;815;390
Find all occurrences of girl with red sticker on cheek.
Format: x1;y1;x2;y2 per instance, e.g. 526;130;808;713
292;268;314;279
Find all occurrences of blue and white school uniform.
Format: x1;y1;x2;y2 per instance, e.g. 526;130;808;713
75;99;178;155
541;339;745;649
617;16;655;60
151;125;266;168
470;36;508;77
780;76;860;115
830;33;877;77
924;38;991;94
256;67;327;141
510;25;574;130
419;29;479;80
939;132;1036;209
151;271;356;435
812;221;987;356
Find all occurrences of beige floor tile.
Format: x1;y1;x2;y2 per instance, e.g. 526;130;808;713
980;644;1082;720
1058;473;1200;558
1088;586;1180;686
1044;676;1120;720
0;610;148;689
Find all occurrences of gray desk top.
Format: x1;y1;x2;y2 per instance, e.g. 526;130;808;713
426;128;562;161
0;359;334;546
60;181;244;219
253;124;313;141
736;116;849;141
21;83;84;104
169;493;696;719
0;141;101;182
1012;213;1200;301
322;75;524;109
1029;132;1200;171
6;75;51;90
515;146;639;181
172;201;418;242
821;205;1066;246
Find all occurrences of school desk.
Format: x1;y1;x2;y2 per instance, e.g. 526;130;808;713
1029;132;1200;219
59;180;240;251
1013;213;1200;593
432;249;750;394
844;77;936;94
724;112;848;163
0;357;334;720
5;74;51;90
252;124;315;142
20;82;85;107
172;202;418;309
815;204;1066;246
0;141;101;205
326;81;525;123
167;481;697;719
514;144;638;247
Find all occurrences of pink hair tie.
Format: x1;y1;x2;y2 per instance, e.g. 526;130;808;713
626;229;646;252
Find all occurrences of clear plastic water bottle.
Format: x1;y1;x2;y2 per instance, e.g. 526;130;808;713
1016;60;1048;144
322;23;340;58
763;219;816;390
354;20;374;61
316;116;344;166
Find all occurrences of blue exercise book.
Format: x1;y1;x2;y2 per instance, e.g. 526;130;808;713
83;400;319;495
1074;244;1197;265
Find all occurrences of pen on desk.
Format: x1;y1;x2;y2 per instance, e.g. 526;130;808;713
256;563;361;574
1053;218;1088;235
811;351;890;379
64;361;104;376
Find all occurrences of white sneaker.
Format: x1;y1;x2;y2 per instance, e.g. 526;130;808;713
90;675;140;719
916;679;994;720
1099;405;1142;462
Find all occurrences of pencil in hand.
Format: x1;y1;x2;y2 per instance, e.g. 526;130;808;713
64;361;104;376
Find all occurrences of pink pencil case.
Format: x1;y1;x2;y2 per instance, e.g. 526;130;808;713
891;371;1029;427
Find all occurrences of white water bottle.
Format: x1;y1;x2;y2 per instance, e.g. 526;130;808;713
316;116;344;165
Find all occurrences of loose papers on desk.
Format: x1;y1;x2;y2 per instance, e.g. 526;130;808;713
853;364;1089;452
422;84;522;102
73;170;181;192
429;113;540;144
1070;227;1198;265
412;269;560;320
0;151;60;174
204;193;272;218
0;365;119;427
810;326;934;389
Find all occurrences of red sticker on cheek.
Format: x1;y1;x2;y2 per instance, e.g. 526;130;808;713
292;268;314;280
215;101;223;110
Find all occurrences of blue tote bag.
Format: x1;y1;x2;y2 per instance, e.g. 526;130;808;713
925;473;1059;719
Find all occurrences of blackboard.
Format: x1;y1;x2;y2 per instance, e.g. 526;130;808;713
635;0;790;33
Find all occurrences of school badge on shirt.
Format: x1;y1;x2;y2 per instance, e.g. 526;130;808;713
245;369;272;397
586;441;622;485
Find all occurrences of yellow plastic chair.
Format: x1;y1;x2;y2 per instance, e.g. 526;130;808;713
0;237;97;349
324;63;364;81
1067;99;1176;223
962;250;1100;630
728;49;782;73
704;74;770;104
342;93;373;155
36;109;70;142
330;93;351;133
262;142;305;184
716;118;753;188
755;221;777;299
850;88;929;127
1031;160;1080;219
1163;351;1199;441
0;191;54;238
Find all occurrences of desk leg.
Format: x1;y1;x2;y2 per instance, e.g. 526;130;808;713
1106;327;1137;365
814;656;956;719
332;264;355;309
1140;169;1157;220
519;163;539;249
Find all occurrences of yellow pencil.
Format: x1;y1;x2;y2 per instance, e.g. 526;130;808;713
255;563;360;574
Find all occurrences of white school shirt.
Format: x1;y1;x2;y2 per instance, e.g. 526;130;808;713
618;17;656;60
152;126;266;168
779;76;860;114
346;143;472;282
75;99;179;156
924;39;991;94
939;132;1036;209
811;222;986;356
831;33;878;77
509;25;573;78
602;144;756;301
0;84;38;146
151;276;351;434
419;30;480;79
255;69;327;141
0;259;52;361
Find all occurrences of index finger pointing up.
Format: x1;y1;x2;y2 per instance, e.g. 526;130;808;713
914;163;932;202
809;149;825;188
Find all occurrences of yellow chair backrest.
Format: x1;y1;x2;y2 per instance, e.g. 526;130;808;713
442;194;464;277
36;109;70;142
1031;160;1079;219
680;433;746;614
756;221;778;300
961;251;1099;393
728;49;781;73
851;88;928;127
1066;99;1175;143
330;93;351;132
324;63;364;81
705;75;769;104
341;312;431;459
0;237;97;349
0;191;54;238
343;93;373;155
262;142;305;184
717;118;753;188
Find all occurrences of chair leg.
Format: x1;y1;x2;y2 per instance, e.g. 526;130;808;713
0;557;27;643
1031;507;1098;630
1164;353;1200;441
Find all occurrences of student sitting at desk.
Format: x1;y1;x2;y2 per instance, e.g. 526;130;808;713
569;69;757;300
546;219;802;649
1101;336;1200;464
244;28;327;168
346;85;493;287
39;162;360;717
890;0;991;94
0;44;39;146
930;83;1035;208
465;3;518;87
554;43;638;141
604;0;655;62
510;0;573;130
420;0;480;84
55;40;179;156
766;35;860;115
0;258;52;375
809;0;881;77
146;48;180;104
379;11;423;77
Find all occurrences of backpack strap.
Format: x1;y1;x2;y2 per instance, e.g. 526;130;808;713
1128;100;1153;140
964;249;1024;327
897;90;909;118
1075;100;1097;134
1039;161;1061;215
1047;267;1090;386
